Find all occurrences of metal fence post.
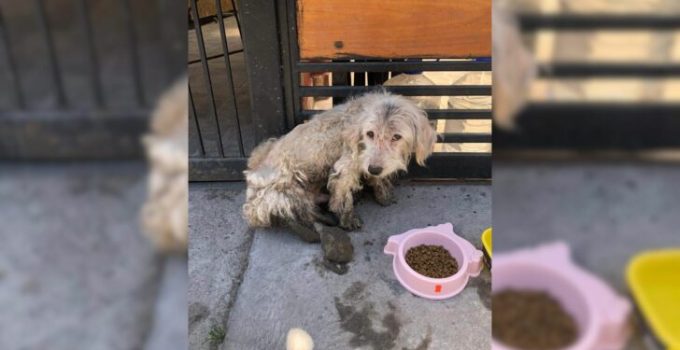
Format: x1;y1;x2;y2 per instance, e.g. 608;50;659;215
235;0;287;143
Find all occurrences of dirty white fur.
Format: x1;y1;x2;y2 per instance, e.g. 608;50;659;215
243;92;436;230
140;77;188;252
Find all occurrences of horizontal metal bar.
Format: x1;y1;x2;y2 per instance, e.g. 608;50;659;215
525;102;680;113
202;11;236;20
540;63;680;77
519;14;680;30
299;85;491;97
439;133;491;143
426;109;492;120
0;111;148;159
0;110;149;119
298;109;492;120
189;153;491;181
296;60;491;72
187;49;244;65
408;152;491;179
189;157;247;181
495;102;680;150
0;110;148;121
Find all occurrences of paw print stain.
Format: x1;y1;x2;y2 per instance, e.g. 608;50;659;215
335;283;401;349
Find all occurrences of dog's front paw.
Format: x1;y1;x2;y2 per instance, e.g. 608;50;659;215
284;220;320;243
374;192;397;207
339;213;363;231
371;181;396;207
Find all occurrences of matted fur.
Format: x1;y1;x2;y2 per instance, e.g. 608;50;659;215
243;92;436;230
140;77;188;252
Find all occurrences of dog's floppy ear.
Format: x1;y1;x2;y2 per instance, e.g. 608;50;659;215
413;109;436;166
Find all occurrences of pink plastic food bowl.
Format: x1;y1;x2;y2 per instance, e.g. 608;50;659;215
383;223;483;300
492;242;631;350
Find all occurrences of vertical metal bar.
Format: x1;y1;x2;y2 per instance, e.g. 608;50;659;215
228;0;242;36
0;8;24;108
387;58;392;80
331;59;350;106
366;60;388;85
286;0;303;126
156;0;172;86
236;0;286;141
121;0;145;106
190;0;225;157
156;0;186;85
77;0;103;108
35;0;66;107
189;84;206;156
215;0;245;157
277;0;295;129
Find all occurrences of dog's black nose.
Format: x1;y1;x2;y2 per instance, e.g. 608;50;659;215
368;165;383;175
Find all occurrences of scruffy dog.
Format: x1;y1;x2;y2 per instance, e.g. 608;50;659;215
243;92;436;233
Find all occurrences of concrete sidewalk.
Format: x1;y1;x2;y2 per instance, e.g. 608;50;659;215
189;181;491;350
0;162;187;350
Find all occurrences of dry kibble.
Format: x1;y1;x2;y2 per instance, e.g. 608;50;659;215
492;290;579;350
405;244;458;278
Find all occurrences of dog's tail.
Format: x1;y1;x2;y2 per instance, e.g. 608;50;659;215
247;137;277;170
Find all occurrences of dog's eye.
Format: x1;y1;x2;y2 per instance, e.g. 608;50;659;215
366;131;374;139
392;134;402;141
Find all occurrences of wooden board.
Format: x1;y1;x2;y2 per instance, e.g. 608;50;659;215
297;0;491;59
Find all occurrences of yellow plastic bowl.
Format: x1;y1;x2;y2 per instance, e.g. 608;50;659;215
481;227;492;259
627;249;680;350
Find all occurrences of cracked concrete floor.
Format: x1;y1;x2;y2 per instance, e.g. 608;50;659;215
189;181;491;350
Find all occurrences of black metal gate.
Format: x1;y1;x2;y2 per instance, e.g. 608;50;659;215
189;0;492;181
0;0;184;159
495;13;680;152
188;0;292;181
